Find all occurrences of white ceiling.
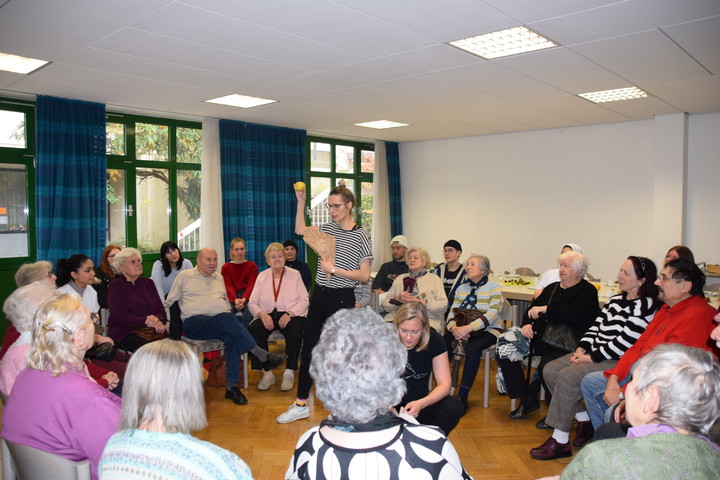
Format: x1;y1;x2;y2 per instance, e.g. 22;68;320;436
0;0;718;142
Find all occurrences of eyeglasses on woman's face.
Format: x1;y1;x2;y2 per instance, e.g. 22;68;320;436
325;202;347;211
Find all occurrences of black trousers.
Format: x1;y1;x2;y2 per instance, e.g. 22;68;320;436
296;286;355;399
496;341;566;401
248;311;305;370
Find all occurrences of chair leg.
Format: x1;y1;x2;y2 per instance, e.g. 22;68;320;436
483;349;491;408
241;352;249;389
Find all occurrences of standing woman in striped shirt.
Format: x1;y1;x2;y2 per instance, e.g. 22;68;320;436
277;184;372;424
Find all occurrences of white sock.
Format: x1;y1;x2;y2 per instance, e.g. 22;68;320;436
284;368;293;375
575;411;590;422
552;429;570;444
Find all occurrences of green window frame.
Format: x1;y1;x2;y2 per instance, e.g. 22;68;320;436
106;113;202;264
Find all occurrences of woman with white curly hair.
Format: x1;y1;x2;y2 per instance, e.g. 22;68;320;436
286;308;471;480
538;343;720;480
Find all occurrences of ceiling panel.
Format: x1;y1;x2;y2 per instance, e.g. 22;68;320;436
662;15;720;75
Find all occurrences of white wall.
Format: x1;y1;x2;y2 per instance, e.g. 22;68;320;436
399;115;720;282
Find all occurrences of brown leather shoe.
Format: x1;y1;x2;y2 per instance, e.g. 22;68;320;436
572;420;595;446
530;436;572;460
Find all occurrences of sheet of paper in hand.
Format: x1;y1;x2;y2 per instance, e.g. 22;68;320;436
303;227;336;265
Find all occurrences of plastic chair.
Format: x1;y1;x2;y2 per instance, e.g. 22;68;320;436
2;439;91;480
182;337;249;388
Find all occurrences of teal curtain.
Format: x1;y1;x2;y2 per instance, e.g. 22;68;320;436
386;142;402;236
36;96;106;266
219;120;306;266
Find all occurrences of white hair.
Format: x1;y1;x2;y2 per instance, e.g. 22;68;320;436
111;247;142;275
3;282;57;333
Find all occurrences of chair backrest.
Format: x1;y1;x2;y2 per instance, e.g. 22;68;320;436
515;267;537;277
3;440;91;480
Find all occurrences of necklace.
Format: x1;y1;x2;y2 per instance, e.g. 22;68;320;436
272;268;285;309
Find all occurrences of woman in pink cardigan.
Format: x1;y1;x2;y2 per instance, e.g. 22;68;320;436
248;242;309;392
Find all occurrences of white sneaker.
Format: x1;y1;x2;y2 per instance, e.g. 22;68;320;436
280;370;295;391
258;371;275;391
276;402;310;423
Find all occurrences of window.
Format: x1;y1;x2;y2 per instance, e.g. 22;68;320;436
306;137;374;236
0;99;35;261
106;114;202;256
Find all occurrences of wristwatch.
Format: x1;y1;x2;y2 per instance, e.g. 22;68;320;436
618;391;625;400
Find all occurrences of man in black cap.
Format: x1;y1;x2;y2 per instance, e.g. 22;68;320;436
283;240;312;291
431;239;467;318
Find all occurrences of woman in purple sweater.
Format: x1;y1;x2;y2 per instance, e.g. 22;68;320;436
1;293;122;480
108;247;168;351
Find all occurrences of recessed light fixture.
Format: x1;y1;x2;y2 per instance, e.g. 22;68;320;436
578;86;649;103
448;26;557;60
0;52;49;74
354;120;409;129
205;94;277;109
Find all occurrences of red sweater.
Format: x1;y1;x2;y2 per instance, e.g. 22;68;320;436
221;261;258;302
605;295;717;381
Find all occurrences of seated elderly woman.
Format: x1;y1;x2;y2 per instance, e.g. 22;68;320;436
108;247;168;351
248;242;309;392
99;339;253;479
496;251;599;420
393;302;463;435
1;261;58;359
286;308;471;479
382;246;448;333
537;344;720;480
444;254;503;413
529;256;658;460
0;282;57;398
534;244;583;299
0;294;122;480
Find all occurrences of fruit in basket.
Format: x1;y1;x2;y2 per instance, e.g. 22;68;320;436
503;278;531;286
293;181;306;191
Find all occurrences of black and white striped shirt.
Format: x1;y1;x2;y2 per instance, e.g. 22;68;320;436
314;222;372;289
579;294;657;362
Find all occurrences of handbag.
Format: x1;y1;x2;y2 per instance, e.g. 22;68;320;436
453;308;489;335
133;326;168;342
206;355;227;387
541;321;582;352
84;342;116;362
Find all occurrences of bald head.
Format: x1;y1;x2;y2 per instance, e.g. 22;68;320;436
197;248;218;276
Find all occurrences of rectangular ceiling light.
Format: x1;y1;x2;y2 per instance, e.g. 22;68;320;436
354;120;409;129
0;52;49;74
448;26;557;59
578;86;649;103
205;94;277;108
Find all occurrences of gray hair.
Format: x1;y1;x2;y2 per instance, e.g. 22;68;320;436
120;339;207;433
3;282;58;333
633;344;720;437
112;247;142;275
558;250;588;277
14;261;53;287
27;294;89;376
264;242;286;264
311;308;407;423
466;254;491;275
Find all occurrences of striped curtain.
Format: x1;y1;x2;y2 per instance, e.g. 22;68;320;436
219;120;306;267
386;142;402;237
36;96;106;266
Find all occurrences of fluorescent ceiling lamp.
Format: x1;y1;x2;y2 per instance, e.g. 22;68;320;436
578;86;649;103
354;120;409;129
205;94;277;108
0;52;49;74
449;26;557;59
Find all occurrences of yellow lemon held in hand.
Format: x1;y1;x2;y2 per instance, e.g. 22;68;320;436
293;181;306;191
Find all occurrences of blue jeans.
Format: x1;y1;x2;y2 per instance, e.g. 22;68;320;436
581;371;630;429
183;312;257;387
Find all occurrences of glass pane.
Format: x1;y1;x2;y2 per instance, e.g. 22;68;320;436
136;123;169;162
310;142;331;172
309;176;331;227
361;181;373;237
0;110;26;149
361;149;374;173
136;168;169;252
177;127;202;164
106;169;127;246
0;163;29;257
176;169;201;252
336;145;354;174
106;122;125;155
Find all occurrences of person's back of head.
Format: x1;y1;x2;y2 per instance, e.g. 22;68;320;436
120;339;207;433
3;282;57;334
14;261;53;287
311;308;407;424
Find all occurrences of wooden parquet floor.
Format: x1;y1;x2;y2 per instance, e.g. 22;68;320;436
196;341;574;480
